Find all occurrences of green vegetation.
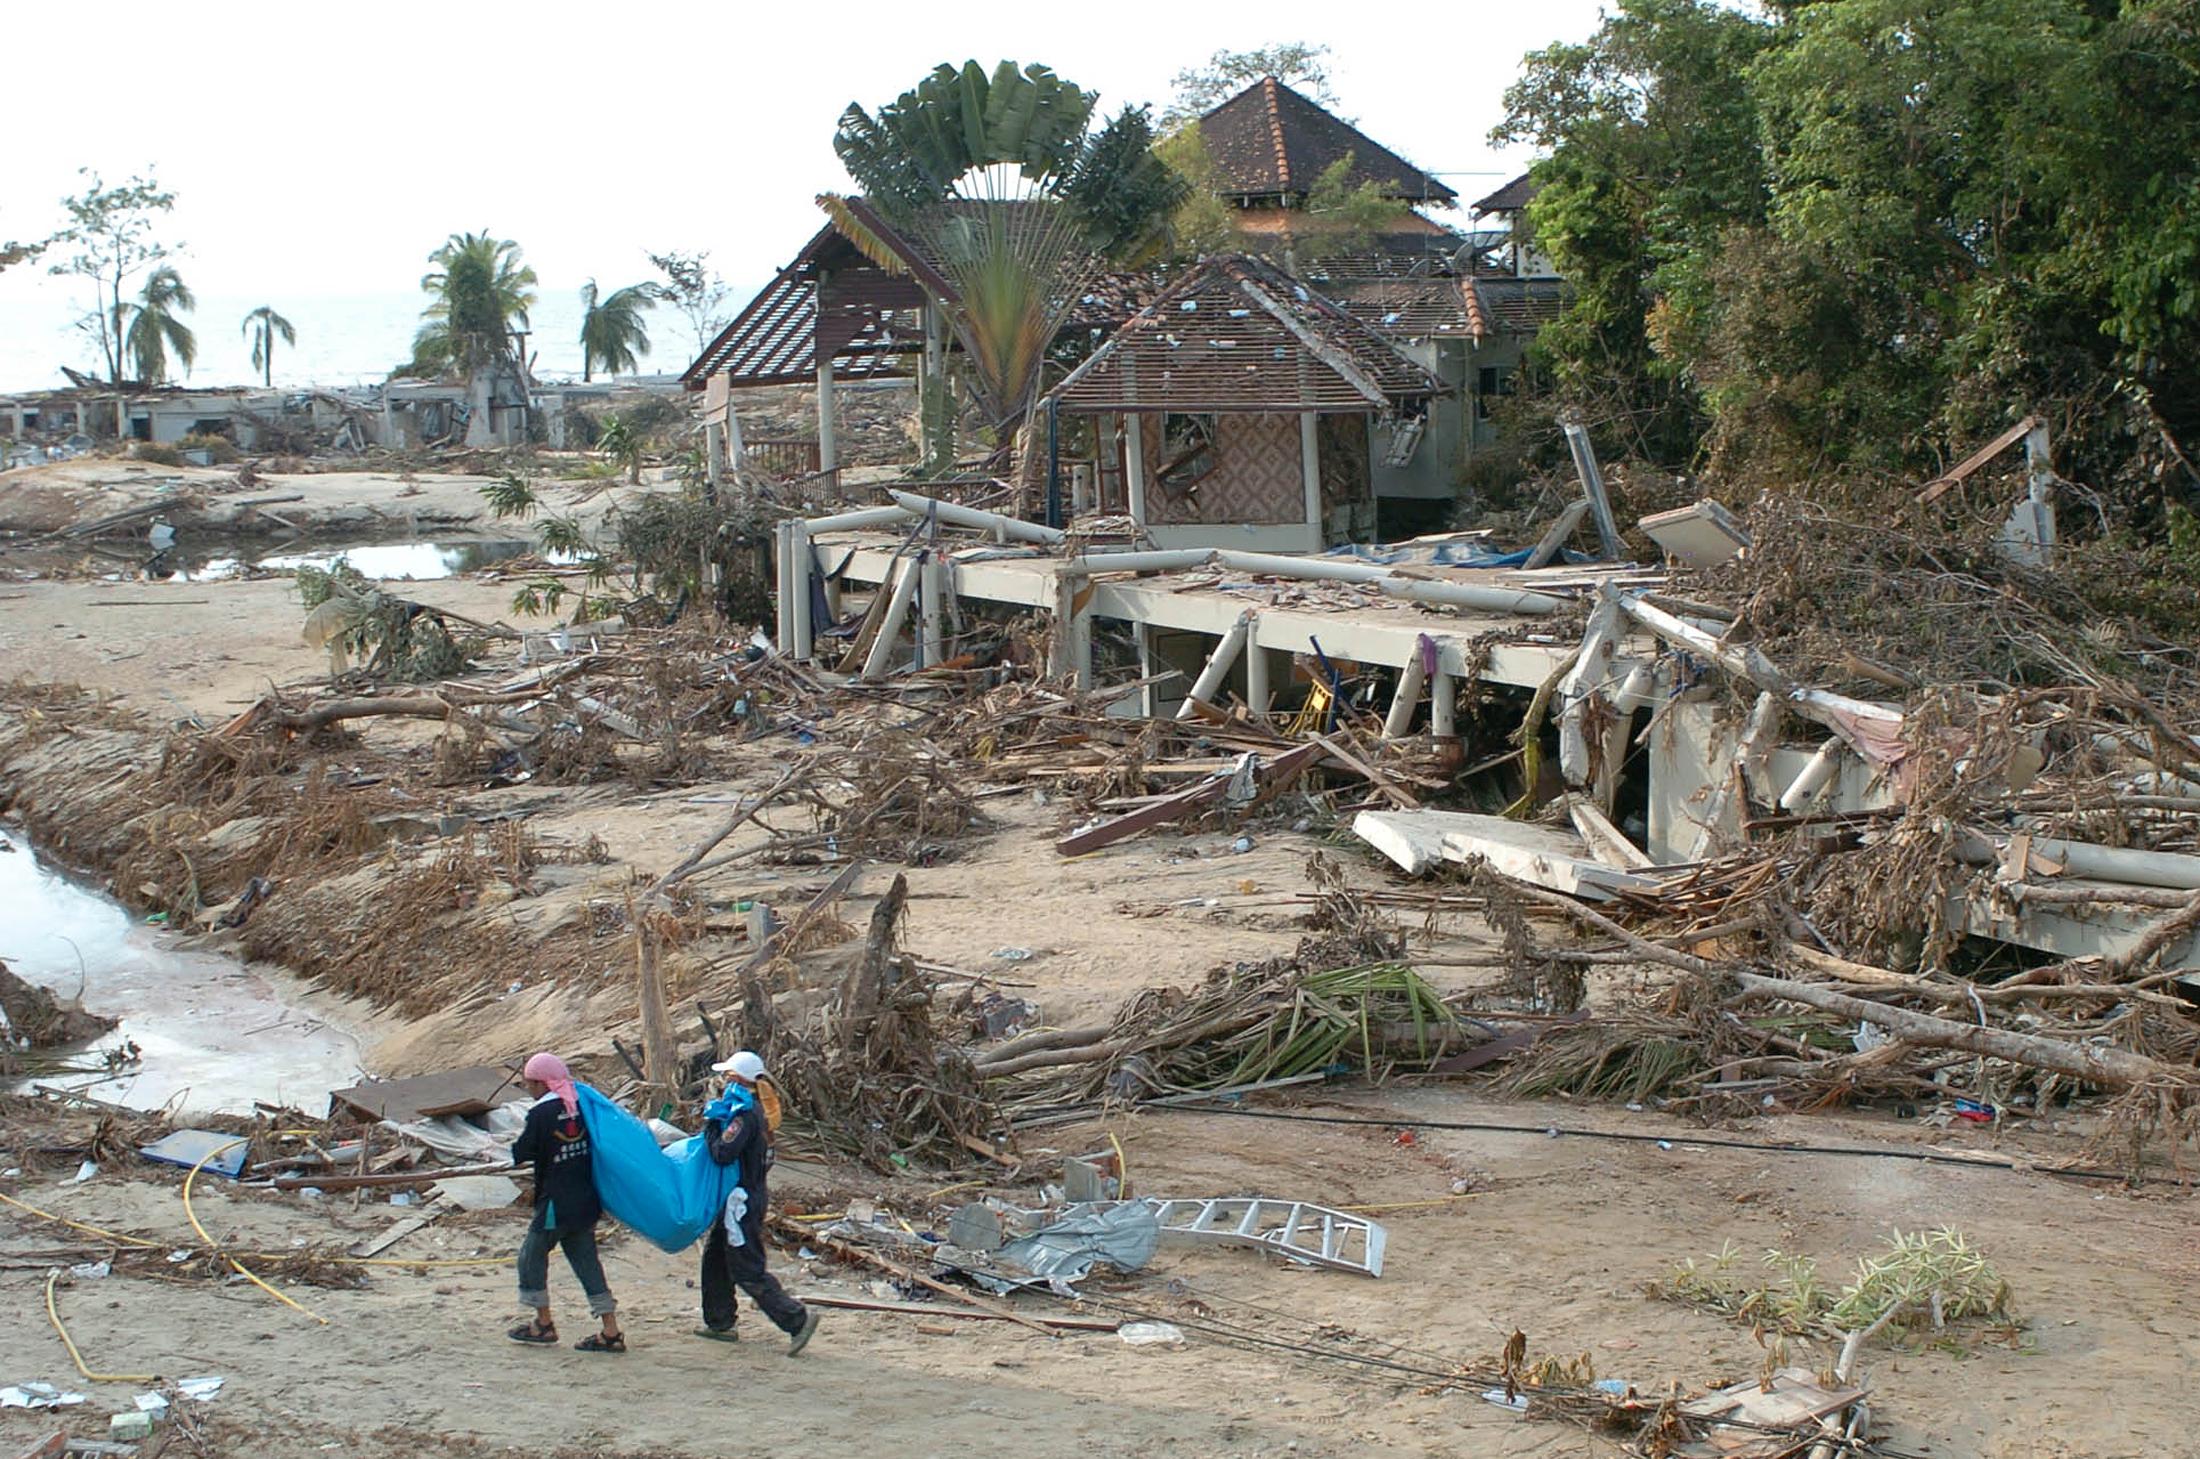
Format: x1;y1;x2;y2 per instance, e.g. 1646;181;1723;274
578;280;655;381
596;413;644;484
49;170;178;385
241;306;296;387
409;231;537;380
829;60;1186;437
1497;0;2200;510
1664;1229;2019;1354
1161;41;1336;129
121;265;197;385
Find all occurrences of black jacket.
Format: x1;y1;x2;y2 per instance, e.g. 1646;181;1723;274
511;1094;601;1231
704;1105;770;1225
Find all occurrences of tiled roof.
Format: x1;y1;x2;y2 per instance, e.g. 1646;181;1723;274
1323;278;1474;341
1463;275;1568;338
1047;254;1441;414
1198;78;1457;206
1471;173;1537;214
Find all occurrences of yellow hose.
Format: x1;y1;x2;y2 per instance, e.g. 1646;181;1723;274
182;1139;328;1325
0;1190;161;1248
44;1272;156;1383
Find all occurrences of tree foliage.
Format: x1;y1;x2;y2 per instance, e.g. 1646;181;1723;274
410;231;537;380
120;265;197;385
48;170;178;385
1162;42;1337;130
1499;0;2200;503
1300;152;1414;261
647;250;730;363
829;60;1186;431
579;280;655;381
241;306;295;388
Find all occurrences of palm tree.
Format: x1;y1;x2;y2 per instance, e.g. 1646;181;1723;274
411;231;536;379
241;306;296;387
578;281;655;381
828;61;1186;436
120;265;197;385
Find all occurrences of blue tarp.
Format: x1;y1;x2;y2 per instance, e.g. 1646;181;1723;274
574;1084;738;1254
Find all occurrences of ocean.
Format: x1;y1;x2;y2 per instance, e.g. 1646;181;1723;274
0;280;717;394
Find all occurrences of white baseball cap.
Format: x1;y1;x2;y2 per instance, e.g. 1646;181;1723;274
710;1050;767;1081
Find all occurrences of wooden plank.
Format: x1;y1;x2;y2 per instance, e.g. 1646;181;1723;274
330;1066;514;1124
792;1227;1060;1339
796;1294;1120;1332
1521;499;1589;571
1055;742;1322;856
346;1209;441;1259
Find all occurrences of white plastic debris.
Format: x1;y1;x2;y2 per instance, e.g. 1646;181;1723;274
177;1377;225;1402
1117;1321;1185;1347
990;947;1035;962
1481;1389;1530;1412
69;1261;111;1280
1;1382;86;1408
73;1160;98;1184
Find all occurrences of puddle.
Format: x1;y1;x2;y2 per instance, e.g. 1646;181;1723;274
0;830;363;1116
161;538;546;583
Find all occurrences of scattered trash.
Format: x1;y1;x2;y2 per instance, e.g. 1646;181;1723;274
1229;836;1255;854
0;1384;85;1410
68;1261;110;1281
110;1412;154;1441
1117;1321;1185;1347
433;1175;522;1212
140;1130;248;1180
990;947;1035;962
71;1162;97;1184
1481;1389;1530;1412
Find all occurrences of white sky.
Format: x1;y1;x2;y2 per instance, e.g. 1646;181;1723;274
0;0;1607;388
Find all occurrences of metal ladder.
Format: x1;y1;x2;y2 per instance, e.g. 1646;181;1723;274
1142;1197;1385;1279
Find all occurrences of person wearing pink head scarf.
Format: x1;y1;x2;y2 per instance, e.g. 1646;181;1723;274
508;1052;623;1352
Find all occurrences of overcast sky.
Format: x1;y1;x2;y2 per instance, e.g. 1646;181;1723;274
0;0;1607;388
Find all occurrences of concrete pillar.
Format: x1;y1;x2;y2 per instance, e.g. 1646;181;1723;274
788;522;814;660
816;358;838;473
1177;613;1252;720
1245;635;1273;719
704;420;724;491
1431;670;1459;739
1125;413;1148;527
1300;413;1322;543
1136;622;1158;719
861;559;922;681
1382;648;1428;741
919;553;944;667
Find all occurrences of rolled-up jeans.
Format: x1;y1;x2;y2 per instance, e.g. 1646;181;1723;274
517;1208;617;1316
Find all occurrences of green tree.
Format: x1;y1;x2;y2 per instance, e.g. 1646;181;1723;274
1154;126;1237;258
1300;153;1413;261
409;231;537;380
47;170;178;385
646;250;730;362
1496;0;1777;458
241;305;296;387
1162;42;1337;130
597;412;644;484
829;60;1186;435
578;280;655;381
119;265;197;385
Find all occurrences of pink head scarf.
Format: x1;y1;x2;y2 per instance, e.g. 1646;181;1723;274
522;1052;579;1116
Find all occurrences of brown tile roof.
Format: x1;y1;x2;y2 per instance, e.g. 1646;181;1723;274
1047;254;1442;414
1324;278;1474;341
1464;274;1568;339
1199;78;1457;206
1471;173;1537;214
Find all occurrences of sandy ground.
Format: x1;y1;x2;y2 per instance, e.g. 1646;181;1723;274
1;470;2196;1458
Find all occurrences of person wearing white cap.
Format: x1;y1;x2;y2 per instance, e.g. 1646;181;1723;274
694;1050;818;1355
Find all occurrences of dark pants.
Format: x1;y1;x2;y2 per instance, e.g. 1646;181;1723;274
518;1209;616;1317
700;1213;805;1335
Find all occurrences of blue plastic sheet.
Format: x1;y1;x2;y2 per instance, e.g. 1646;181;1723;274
574;1084;737;1253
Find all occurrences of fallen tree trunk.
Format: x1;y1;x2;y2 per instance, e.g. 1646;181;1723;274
1729;971;2191;1090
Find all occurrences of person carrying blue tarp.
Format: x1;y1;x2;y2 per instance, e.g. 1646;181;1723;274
693;1050;819;1355
507;1051;625;1353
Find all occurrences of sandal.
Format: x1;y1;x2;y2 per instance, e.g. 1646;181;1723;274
575;1331;627;1354
507;1320;558;1345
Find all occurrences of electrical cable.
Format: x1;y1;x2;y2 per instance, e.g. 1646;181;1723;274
181;1139;328;1324
1144;1101;2182;1185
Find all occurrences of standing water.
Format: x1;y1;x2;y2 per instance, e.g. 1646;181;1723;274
0;829;364;1115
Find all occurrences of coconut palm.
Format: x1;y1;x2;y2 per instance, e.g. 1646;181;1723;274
411;231;536;379
240;306;296;387
119;265;197;385
827;61;1185;435
578;280;655;381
